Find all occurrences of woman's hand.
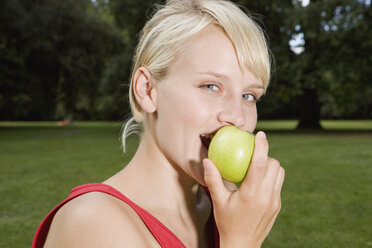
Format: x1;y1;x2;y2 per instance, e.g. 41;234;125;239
203;131;285;248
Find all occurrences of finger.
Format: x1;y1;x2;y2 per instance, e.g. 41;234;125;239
270;166;285;219
241;131;269;188
254;201;282;246
262;187;283;237
223;180;238;191
273;166;285;196
264;201;282;236
261;158;281;193
203;159;229;205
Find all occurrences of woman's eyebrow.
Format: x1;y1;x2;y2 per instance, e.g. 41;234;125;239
198;71;264;89
244;83;265;90
197;71;229;80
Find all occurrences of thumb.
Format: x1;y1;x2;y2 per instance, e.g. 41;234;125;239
203;159;229;205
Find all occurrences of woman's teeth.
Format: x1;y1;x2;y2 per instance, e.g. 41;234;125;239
205;133;214;139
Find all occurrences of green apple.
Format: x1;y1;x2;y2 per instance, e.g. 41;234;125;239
208;125;255;183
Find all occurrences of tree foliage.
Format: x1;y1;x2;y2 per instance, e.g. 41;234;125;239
0;0;370;122
0;0;123;120
289;0;372;127
242;0;372;127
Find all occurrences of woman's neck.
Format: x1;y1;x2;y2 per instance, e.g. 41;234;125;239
105;130;209;223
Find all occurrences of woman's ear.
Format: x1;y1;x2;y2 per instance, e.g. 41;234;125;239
133;67;157;113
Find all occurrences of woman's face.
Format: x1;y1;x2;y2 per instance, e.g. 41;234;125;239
150;25;264;186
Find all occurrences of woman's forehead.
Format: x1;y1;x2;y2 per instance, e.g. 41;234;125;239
168;25;240;74
164;25;262;88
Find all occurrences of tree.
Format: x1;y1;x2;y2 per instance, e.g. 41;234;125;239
94;0;165;120
0;0;124;120
282;0;371;128
1;0;370;121
99;0;372;124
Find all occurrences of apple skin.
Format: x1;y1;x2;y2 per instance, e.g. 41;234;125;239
208;126;255;183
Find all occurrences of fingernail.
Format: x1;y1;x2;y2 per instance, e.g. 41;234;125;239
257;131;266;139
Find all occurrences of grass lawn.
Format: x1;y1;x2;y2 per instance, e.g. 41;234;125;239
0;120;371;247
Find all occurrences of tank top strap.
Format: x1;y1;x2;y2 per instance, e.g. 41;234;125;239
71;183;186;248
32;183;186;248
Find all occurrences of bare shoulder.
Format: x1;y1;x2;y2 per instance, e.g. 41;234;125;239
44;192;160;248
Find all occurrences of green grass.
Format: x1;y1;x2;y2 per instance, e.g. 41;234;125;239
263;132;372;248
1;120;371;247
256;119;372;130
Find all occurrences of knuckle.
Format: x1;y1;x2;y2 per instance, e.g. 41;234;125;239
269;158;280;168
278;199;282;211
272;198;281;212
255;162;267;172
268;158;282;174
280;166;285;175
279;166;285;180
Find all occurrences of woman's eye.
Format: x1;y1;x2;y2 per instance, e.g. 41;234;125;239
242;93;257;102
203;84;219;91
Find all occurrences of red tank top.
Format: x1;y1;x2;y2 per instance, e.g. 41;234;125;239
32;183;219;248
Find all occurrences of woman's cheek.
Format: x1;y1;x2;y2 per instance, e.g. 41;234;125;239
245;105;258;132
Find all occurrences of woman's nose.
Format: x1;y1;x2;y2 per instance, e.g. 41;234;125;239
217;97;245;128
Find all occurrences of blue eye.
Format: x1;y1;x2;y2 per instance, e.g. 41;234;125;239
203;84;219;91
242;94;257;102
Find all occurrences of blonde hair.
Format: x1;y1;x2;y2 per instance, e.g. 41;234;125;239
122;0;271;150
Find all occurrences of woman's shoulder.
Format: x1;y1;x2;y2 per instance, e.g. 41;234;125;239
44;191;160;248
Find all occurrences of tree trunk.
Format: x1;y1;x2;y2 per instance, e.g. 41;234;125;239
296;88;322;129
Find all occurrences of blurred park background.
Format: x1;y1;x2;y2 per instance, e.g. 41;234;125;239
0;0;371;247
1;0;371;125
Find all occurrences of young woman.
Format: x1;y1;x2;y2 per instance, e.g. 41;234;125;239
33;0;285;247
